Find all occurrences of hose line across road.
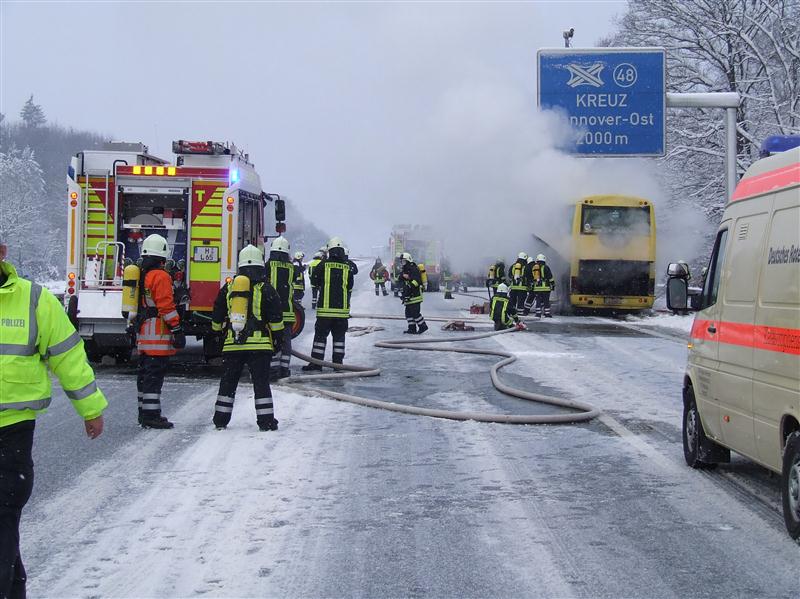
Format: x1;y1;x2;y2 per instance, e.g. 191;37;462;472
286;318;599;425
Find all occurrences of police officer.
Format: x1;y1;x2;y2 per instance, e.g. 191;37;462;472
266;237;297;379
210;245;284;431
369;258;389;296
308;250;324;309
292;251;306;302
0;238;107;598
509;252;528;311
400;252;428;334
533;254;556;318
302;237;354;371
490;283;520;330
136;234;185;428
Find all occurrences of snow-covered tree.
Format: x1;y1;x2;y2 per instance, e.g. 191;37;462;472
0;146;56;278
20;94;46;128
604;0;800;220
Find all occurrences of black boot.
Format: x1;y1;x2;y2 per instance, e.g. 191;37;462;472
141;415;174;429
301;363;323;372
404;326;418;334
258;418;279;431
417;323;428;334
279;367;291;379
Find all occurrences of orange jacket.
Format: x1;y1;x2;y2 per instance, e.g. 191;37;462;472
137;268;180;356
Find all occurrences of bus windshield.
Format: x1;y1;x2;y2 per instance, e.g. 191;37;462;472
580;205;651;236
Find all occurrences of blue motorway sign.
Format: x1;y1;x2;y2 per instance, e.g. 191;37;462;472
537;48;665;156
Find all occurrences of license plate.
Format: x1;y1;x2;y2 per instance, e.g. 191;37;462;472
603;296;624;305
193;246;219;263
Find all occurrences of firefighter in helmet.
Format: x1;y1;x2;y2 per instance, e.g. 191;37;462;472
490;283;520;331
400;252;428;334
369;258;390;296
210;245;284;431
302;236;354;370
522;255;536;315
509;252;528;311
136;234;185;428
292;250;306;302
307;251;323;309
266;236;297;379
532;254;555;318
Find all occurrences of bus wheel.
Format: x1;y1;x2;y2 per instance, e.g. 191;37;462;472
782;431;800;541
683;385;717;470
292;303;306;339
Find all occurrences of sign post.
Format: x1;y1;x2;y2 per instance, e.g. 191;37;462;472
537;48;666;157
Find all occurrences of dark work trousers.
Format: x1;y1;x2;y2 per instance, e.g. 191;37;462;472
509;289;526;311
523;290;536;313
311;317;348;364
534;291;552;317
214;350;274;428
374;282;388;296
272;328;292;372
0;421;35;599
137;354;169;421
311;287;319;309
404;302;426;333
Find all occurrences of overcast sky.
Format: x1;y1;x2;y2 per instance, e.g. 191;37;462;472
1;1;649;262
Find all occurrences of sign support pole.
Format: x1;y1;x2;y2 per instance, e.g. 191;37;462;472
666;92;741;200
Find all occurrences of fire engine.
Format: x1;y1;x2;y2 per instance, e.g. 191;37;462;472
65;140;291;361
389;225;443;292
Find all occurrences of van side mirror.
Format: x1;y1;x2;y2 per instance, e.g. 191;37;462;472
666;277;689;312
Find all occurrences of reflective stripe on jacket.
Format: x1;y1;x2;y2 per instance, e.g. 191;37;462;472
293;261;306;292
401;262;424;305
510;259;527;291
311;259;353;318
0;261;107;428
267;259;296;323
137;268;180;356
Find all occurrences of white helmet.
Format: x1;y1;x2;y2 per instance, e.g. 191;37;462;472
527;256;535;263
294;251;305;260
496;283;509;294
313;251;324;259
401;252;412;261
141;234;170;258
536;254;546;262
271;236;290;253
238;244;264;267
518;252;528;260
327;236;345;249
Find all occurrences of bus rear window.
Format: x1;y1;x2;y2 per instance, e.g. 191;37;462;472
581;206;651;236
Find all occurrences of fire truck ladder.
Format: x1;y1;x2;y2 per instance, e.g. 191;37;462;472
82;169;119;288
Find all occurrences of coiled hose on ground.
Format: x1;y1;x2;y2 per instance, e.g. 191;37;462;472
282;315;599;425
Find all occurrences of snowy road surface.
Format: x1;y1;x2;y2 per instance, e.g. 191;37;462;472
22;273;798;598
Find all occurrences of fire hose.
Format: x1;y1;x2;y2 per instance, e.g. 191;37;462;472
282;320;599;425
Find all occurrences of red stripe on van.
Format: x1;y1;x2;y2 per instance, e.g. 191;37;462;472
730;163;800;202
691;319;800;355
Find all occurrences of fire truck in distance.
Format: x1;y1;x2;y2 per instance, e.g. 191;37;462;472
389;225;444;292
65;140;287;361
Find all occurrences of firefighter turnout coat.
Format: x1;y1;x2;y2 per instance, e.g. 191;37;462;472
0;261;107;428
266;256;297;324
401;261;424;305
138;268;181;356
210;279;284;352
311;257;354;318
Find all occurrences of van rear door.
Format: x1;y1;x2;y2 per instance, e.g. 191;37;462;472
689;225;730;441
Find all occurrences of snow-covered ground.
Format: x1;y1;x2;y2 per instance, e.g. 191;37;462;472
21;267;796;598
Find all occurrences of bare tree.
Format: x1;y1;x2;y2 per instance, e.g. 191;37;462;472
604;0;800;220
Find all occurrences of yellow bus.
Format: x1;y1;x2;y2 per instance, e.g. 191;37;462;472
569;195;656;311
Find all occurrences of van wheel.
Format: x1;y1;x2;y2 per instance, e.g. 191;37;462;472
782;431;800;541
683;385;717;470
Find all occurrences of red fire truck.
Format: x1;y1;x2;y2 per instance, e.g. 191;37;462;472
65;140;289;361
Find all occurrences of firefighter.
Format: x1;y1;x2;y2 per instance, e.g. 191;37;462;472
266;236;297;379
509;252;528;311
488;257;506;296
533;254;556;318
400;252;428;334
522;255;537;315
136;234;185;428
490;283;520;330
0;237;107;598
308;251;323;310
369;258;390;296
486;262;496;297
391;252;403;297
210;245;284;431
302;237;354;371
292;251;306;302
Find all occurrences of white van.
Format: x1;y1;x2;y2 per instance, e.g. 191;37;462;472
667;138;800;540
